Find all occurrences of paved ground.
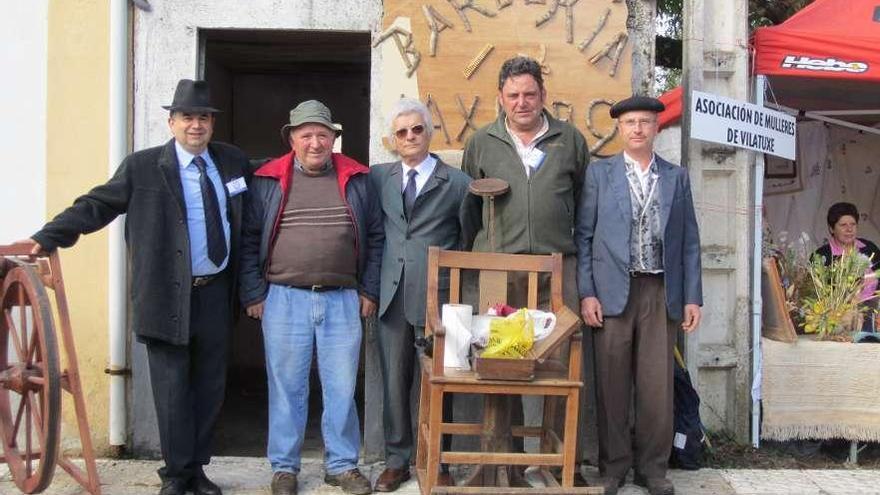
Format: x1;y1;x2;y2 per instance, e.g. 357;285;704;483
4;457;880;494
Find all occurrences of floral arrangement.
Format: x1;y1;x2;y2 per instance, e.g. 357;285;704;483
801;248;873;340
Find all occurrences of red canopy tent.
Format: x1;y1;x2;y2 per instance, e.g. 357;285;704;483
653;0;880;451
659;0;880;131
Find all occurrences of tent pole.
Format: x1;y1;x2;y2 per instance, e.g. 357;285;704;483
765;102;880;137
751;74;767;449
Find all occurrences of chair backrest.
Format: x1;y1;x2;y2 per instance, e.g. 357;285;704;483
425;247;579;363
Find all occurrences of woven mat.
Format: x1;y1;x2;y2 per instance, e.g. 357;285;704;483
762;336;880;441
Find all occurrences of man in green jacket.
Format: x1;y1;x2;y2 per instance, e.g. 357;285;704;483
462;54;588;315
461;55;591;469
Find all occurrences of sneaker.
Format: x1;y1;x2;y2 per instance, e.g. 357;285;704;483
325;468;372;495
271;471;298;495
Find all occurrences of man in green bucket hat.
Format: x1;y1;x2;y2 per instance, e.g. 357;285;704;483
239;99;382;495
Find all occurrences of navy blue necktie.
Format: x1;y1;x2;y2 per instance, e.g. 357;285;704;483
192;156;227;267
403;169;418;219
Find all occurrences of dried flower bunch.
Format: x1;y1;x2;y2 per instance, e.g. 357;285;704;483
801;248;875;340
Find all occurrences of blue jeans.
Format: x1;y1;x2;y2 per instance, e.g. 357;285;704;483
262;284;362;475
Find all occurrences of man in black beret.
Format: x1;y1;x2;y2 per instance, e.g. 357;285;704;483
575;96;703;495
21;79;250;495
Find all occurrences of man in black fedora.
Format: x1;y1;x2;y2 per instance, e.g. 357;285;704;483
20;79;250;495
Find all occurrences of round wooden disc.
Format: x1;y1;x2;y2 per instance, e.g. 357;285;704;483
468;178;510;197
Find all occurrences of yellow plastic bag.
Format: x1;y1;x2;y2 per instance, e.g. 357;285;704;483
481;308;534;358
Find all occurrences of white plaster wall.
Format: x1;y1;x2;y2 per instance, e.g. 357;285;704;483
0;1;48;241
655;125;682;165
132;0;385;156
131;0;386;455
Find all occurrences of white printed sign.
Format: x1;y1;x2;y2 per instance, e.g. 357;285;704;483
690;90;796;160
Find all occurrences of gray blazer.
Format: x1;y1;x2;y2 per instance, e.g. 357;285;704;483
370;156;473;326
575;153;702;321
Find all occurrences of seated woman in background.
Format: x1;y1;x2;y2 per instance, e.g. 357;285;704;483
814;202;880;332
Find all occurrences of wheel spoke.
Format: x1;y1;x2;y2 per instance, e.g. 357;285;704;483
27;321;39;364
18;285;33;363
3;308;26;361
26;391;45;446
17;283;26;333
11;391;26;446
26;394;32;476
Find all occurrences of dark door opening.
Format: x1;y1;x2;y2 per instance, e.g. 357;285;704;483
201;28;371;457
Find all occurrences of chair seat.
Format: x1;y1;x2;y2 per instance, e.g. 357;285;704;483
421;356;582;389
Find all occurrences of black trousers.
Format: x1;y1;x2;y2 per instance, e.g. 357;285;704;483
147;273;231;482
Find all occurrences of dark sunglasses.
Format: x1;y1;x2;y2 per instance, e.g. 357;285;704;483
394;124;426;139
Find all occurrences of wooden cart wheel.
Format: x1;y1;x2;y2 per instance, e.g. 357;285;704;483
0;262;61;493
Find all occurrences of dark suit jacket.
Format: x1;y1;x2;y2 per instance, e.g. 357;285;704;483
575;153;702;321
370;156;473;326
32;139;250;345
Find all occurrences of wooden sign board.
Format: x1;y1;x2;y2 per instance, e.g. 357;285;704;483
378;0;632;157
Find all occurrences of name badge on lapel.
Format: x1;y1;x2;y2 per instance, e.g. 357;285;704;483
226;177;248;196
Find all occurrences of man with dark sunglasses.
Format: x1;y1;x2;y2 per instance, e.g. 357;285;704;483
369;98;473;492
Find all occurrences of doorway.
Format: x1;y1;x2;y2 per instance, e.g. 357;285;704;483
200;28;371;456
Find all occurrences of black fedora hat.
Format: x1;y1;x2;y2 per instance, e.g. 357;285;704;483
162;79;221;113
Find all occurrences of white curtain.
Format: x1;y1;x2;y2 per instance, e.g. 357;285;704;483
764;122;880;251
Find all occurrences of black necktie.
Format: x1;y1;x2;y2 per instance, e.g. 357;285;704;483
403;169;418;219
193;156;227;267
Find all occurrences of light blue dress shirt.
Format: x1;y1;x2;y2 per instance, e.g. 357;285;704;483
175;142;231;276
400;154;437;195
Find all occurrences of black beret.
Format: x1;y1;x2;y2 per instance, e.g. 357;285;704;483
609;96;665;119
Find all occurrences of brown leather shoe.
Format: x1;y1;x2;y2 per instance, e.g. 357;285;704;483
325;469;372;495
634;474;675;495
270;472;298;495
374;467;411;492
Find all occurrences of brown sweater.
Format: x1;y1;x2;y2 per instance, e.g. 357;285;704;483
267;166;358;288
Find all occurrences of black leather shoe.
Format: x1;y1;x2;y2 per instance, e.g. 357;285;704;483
158;479;187;495
191;472;223;495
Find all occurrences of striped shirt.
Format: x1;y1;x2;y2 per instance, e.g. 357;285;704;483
266;165;358;287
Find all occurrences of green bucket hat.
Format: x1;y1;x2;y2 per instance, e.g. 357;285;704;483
280;100;342;143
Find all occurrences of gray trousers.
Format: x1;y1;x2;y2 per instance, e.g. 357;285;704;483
377;288;451;469
593;274;676;480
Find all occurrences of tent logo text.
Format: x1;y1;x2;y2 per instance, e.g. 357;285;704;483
781;55;868;73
